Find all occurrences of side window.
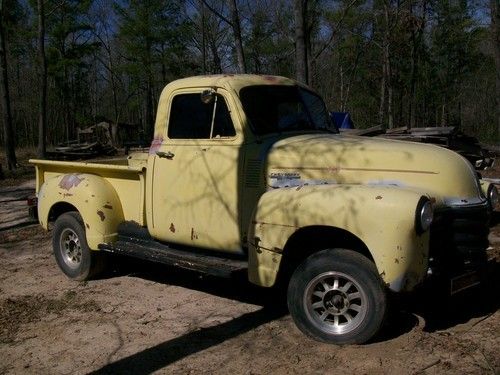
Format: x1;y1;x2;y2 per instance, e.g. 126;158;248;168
213;97;236;138
168;93;236;139
168;94;211;139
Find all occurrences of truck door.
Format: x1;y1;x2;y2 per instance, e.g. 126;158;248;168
150;89;244;254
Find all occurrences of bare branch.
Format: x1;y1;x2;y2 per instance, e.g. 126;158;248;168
46;0;68;18
313;0;359;61
200;0;233;27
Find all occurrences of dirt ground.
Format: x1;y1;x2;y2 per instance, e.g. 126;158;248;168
0;156;499;374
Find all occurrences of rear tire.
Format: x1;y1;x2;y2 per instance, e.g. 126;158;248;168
287;248;387;344
53;212;106;281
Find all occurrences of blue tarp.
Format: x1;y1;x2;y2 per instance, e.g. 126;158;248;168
330;112;354;129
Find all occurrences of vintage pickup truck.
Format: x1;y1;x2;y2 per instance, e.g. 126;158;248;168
30;75;497;344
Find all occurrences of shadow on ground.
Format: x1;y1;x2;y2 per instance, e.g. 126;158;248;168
91;256;287;375
103;255;286;307
89;254;499;373
89;306;285;375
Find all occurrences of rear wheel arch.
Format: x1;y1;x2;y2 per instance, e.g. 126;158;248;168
48;202;79;224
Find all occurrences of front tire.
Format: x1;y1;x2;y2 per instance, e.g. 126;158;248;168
53;212;106;281
287;248;387;344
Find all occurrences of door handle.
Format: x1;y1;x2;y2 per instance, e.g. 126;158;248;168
156;151;175;160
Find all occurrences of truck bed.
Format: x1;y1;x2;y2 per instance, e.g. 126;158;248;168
30;154;148;226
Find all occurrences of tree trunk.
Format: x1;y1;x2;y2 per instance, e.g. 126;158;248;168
387;53;393;129
227;0;246;73
108;50;119;136
378;52;386;127
294;0;308;84
409;13;417;129
146;75;154;139
210;38;222;73
383;2;393;129
339;65;344;109
37;0;47;158
491;0;500;139
0;0;17;170
200;0;207;74
441;101;447;126
343;50;361;111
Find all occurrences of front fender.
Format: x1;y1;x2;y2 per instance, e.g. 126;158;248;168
248;184;430;291
38;173;124;250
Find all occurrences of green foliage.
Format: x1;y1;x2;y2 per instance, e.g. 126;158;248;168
114;0;195;81
245;1;294;76
0;0;497;147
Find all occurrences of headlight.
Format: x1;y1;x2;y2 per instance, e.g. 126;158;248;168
488;184;499;209
416;197;433;234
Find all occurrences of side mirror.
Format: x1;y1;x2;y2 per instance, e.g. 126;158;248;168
201;89;216;104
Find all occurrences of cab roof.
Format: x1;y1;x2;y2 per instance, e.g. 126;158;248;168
163;74;305;93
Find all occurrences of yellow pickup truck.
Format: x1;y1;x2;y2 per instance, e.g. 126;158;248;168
30;75;497;344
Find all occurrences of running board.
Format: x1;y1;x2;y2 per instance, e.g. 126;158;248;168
98;236;248;278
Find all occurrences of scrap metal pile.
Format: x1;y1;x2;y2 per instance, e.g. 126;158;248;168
46;122;117;160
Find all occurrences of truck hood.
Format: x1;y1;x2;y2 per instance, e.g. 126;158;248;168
264;133;483;205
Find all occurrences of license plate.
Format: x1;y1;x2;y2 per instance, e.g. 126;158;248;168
450;271;480;295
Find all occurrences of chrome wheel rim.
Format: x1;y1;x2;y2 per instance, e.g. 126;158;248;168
59;229;82;269
303;271;368;335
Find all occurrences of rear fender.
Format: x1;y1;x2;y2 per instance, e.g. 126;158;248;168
38;173;124;250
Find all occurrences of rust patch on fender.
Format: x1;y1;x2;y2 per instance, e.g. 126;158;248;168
263;75;280;83
169;223;176;233
97;211;105;221
190;228;198;240
375;195;383;200
86;223;90;229
59;174;84;191
63;193;73;197
103;204;113;210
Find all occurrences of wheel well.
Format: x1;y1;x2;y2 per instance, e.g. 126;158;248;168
278;226;374;285
48;202;78;223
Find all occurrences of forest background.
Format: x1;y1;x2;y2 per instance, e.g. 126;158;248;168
0;0;499;170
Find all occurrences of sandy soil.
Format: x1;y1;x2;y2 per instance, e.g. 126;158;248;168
0;172;499;374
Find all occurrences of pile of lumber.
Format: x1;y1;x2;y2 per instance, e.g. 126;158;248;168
46;140;117;160
46;122;117;160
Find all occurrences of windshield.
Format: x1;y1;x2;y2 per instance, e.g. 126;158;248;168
239;85;338;135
